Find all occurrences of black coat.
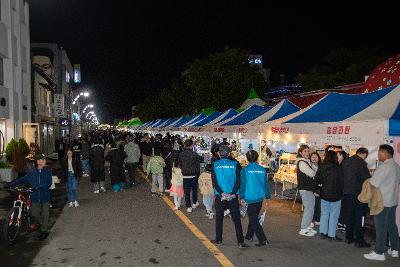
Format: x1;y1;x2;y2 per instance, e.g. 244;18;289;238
141;141;153;156
105;148;127;184
178;149;200;177
80;142;90;160
315;162;344;202
60;155;83;180
90;144;105;182
342;155;371;195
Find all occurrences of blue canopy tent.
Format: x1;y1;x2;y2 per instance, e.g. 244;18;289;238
223;105;271;126
211;108;238;125
193;111;223;126
182;113;208;127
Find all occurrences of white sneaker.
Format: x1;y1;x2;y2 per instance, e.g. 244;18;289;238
94;190;100;194
192;202;199;209
364;251;385;261
388;249;399;258
299;229;315;237
309;222;315;228
187;207;193;213
100;187;106;193
224;210;230;217
68;202;74;208
307;227;318;234
209;212;214;219
73;201;79;208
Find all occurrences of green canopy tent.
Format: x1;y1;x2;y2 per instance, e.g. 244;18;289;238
239;88;266;109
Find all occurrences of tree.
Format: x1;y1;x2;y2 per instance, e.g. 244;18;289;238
295;47;388;91
184;48;267;111
136;48;268;121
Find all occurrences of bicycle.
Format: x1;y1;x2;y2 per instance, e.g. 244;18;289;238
2;186;37;245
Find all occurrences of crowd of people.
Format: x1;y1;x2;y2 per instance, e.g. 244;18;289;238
296;144;400;261
5;130;400;262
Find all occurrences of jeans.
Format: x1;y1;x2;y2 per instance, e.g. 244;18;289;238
164;167;172;190
313;197;321;222
67;172;78;202
183;177;198;207
125;162;137;185
343;194;368;242
374;206;399;254
173;196;182;208
215;196;244;243
320;199;341;237
81;159;90;174
31;202;49;233
203;195;214;213
151;174;164;193
245;202;267;243
300;190;315;229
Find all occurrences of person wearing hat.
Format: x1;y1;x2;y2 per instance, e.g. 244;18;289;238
211;145;248;249
7;153;53;240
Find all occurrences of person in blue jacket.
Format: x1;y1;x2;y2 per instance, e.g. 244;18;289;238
7;153;53;240
211;145;248;249
239;150;271;247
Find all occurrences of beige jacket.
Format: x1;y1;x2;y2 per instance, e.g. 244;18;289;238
358;178;384;215
199;172;214;196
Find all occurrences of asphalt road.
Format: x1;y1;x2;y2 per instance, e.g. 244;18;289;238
1;169;399;267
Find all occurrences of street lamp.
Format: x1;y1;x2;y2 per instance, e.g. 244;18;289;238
82;104;94;113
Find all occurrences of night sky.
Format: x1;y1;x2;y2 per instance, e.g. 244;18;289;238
29;1;398;123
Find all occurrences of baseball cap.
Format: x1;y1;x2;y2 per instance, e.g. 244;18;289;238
35;153;46;161
219;145;231;157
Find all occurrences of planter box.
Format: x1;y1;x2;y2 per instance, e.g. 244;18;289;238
0;168;17;182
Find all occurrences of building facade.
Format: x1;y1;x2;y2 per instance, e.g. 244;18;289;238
30;43;74;155
0;0;31;151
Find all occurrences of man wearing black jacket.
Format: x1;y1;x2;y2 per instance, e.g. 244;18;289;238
178;140;200;212
342;147;371;247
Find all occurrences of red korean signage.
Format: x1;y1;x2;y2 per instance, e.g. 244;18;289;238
214;127;225;132
238;127;248;133
327;126;350;135
271;127;289;134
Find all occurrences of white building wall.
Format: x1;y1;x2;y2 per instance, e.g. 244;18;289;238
0;0;31;147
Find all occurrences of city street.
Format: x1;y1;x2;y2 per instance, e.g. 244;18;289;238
0;170;394;267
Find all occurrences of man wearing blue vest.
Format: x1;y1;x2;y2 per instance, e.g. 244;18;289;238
211;145;248;248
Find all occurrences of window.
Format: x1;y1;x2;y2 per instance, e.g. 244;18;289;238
0;58;4;86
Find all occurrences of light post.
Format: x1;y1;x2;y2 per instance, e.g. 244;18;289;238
70;90;90;142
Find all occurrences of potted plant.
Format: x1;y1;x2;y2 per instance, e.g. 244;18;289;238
0;138;19;182
0;161;16;182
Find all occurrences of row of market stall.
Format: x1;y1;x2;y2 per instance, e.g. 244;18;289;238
129;84;400;187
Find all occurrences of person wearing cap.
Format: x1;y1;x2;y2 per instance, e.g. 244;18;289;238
211;145;248;249
7;153;53;240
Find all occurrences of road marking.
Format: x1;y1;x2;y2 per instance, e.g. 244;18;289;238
141;172;234;267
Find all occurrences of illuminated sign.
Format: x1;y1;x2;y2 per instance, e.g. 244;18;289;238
271;127;289;133
59;118;70;126
327;126;350;135
65;71;70;83
73;64;81;83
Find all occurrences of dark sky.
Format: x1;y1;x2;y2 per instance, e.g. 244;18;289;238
29;1;398;123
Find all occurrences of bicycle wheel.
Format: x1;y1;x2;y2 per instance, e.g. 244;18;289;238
3;207;21;245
